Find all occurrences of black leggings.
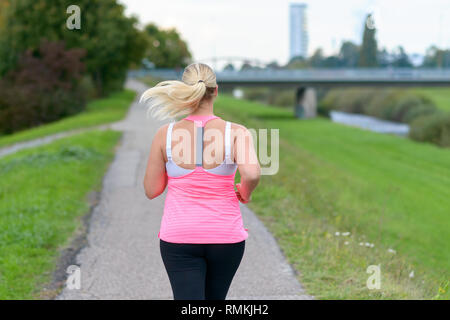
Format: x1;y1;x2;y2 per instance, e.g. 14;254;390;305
159;239;245;300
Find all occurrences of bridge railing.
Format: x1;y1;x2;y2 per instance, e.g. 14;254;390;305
129;68;450;82
218;68;450;81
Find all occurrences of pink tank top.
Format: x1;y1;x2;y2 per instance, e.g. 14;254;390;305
158;115;249;244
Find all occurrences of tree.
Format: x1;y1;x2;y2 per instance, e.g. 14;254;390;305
339;41;359;68
286;55;308;69
0;0;9;28
377;48;391;68
0;0;146;96
266;61;281;69
422;46;450;68
308;49;325;68
358;13;378;67
322;56;341;68
240;62;253;71
223;63;235;71
144;23;191;68
391;46;413;68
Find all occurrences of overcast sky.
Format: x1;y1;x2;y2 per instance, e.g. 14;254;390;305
120;0;450;66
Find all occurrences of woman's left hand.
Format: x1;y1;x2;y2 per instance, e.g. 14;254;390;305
235;183;251;203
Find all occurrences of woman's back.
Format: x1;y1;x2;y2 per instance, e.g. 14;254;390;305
160;114;248;244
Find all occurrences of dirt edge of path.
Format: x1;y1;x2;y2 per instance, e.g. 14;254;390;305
35;190;99;300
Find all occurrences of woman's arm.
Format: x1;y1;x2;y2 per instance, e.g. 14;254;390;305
143;125;168;199
233;124;261;203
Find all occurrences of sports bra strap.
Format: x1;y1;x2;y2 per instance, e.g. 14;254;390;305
225;122;232;164
195;121;231;166
195;126;203;166
166;122;175;161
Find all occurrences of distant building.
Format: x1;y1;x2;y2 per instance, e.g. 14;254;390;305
289;3;309;60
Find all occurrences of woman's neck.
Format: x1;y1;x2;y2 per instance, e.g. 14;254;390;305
190;100;214;116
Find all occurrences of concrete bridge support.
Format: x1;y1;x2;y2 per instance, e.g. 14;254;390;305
295;87;317;118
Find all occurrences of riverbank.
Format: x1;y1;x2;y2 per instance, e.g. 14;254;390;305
319;87;450;148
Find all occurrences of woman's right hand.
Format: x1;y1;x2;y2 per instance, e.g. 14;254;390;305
235;183;251;204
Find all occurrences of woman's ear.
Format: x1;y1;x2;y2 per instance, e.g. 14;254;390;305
214;85;219;97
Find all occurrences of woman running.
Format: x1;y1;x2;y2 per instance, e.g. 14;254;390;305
141;63;261;300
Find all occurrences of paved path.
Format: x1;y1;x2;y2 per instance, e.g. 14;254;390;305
57;79;312;300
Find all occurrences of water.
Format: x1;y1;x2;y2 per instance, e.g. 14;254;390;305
329;111;410;136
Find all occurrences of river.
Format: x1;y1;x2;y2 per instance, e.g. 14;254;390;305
329;111;410;136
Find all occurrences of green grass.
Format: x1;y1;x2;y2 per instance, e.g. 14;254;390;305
411;88;450;111
0;130;121;299
215;95;450;299
0;90;136;149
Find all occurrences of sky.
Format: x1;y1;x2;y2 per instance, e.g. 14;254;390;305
120;0;450;67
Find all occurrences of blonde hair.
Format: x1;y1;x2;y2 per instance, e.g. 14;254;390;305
140;63;218;120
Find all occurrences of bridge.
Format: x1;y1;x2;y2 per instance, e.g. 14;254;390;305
129;68;450;118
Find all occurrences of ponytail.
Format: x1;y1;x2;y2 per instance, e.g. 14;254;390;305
140;63;217;120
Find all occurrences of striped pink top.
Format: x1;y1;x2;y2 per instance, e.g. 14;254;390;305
158;115;249;244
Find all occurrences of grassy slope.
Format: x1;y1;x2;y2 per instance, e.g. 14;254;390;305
214;95;450;299
0;90;136;148
0;130;121;299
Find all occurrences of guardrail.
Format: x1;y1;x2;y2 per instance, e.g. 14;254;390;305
129;68;450;86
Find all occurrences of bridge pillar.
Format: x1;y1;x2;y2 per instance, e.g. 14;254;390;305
295;87;317;118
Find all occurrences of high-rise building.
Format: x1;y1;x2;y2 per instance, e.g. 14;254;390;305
289;3;309;60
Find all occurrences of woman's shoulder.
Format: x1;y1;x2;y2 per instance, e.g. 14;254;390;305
154;119;189;136
156;122;170;134
228;121;251;135
227;121;253;145
153;123;171;145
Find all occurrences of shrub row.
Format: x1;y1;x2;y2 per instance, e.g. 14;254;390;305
318;87;450;147
0;41;87;134
243;87;296;108
318;88;437;123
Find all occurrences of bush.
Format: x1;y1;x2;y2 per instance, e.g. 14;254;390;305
409;112;450;147
385;92;436;123
268;89;295;107
243;87;300;108
401;100;437;123
0;41;86;134
318;88;376;117
364;89;397;119
318;89;342;116
79;76;98;100
343;88;378;113
243;87;271;104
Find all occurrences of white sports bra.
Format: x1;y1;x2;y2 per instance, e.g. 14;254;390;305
165;120;238;178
